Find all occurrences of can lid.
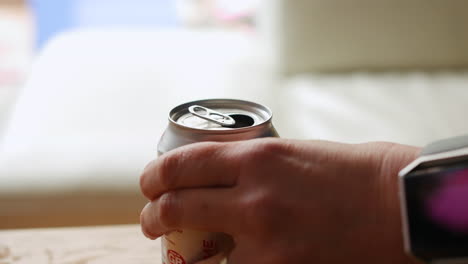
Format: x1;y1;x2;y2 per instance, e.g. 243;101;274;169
170;99;272;130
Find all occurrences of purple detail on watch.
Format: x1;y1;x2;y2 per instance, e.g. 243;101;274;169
426;169;468;234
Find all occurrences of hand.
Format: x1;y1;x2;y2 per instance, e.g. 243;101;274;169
140;138;420;264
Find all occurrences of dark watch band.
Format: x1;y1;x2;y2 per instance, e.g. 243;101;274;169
420;134;468;156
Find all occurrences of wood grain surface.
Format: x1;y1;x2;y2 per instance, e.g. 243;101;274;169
0;225;161;264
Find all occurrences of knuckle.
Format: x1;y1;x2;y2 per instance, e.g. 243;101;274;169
241;190;291;238
157;153;181;190
263;139;291;155
242;190;277;228
258;139;289;153
244;139;291;165
190;142;229;164
157;192;180;228
156;142;223;190
192;141;223;155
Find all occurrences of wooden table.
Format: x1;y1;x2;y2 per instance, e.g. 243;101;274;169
0;225;161;264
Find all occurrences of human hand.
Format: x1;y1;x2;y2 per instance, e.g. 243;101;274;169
140;138;420;264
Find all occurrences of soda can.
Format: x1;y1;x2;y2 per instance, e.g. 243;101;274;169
158;99;279;264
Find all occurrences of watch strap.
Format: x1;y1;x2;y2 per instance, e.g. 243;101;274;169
421;134;468;156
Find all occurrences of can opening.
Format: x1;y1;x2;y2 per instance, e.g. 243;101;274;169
228;114;255;128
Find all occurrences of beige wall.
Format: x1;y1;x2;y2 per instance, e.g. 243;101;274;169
264;0;468;74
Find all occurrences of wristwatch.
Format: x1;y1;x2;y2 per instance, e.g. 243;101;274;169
399;135;468;263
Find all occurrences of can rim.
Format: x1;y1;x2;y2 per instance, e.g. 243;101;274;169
168;98;273;133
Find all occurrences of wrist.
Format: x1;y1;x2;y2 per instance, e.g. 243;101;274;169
377;143;421;264
354;142;421;263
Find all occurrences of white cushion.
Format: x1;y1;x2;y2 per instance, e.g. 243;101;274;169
276;73;468;145
0;29;274;227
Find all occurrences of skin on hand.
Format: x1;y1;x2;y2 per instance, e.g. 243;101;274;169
139;138;421;264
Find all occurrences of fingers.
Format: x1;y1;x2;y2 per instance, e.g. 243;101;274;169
140;142;240;200
140;188;237;239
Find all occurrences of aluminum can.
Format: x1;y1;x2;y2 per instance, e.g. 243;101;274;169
158;99;278;264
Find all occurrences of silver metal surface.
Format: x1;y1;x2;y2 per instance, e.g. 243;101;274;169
399;174;412;260
188;105;236;127
158;99;278;154
399;147;468;178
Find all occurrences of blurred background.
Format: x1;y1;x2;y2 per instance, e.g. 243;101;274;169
1;0;468;229
0;0;259;132
0;0;31;133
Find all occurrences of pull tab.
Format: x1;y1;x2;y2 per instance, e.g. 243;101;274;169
188;105;236;127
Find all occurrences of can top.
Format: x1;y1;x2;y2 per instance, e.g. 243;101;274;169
169;99;272;131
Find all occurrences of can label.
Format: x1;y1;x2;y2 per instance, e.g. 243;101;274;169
167;250;185;264
162;230;230;264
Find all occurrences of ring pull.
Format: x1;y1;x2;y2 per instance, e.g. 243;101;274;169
188;105;236;127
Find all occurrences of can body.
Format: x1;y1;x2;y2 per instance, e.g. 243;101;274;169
157;99;278;264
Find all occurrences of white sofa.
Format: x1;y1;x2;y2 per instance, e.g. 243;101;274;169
0;29;276;228
2;1;468;229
